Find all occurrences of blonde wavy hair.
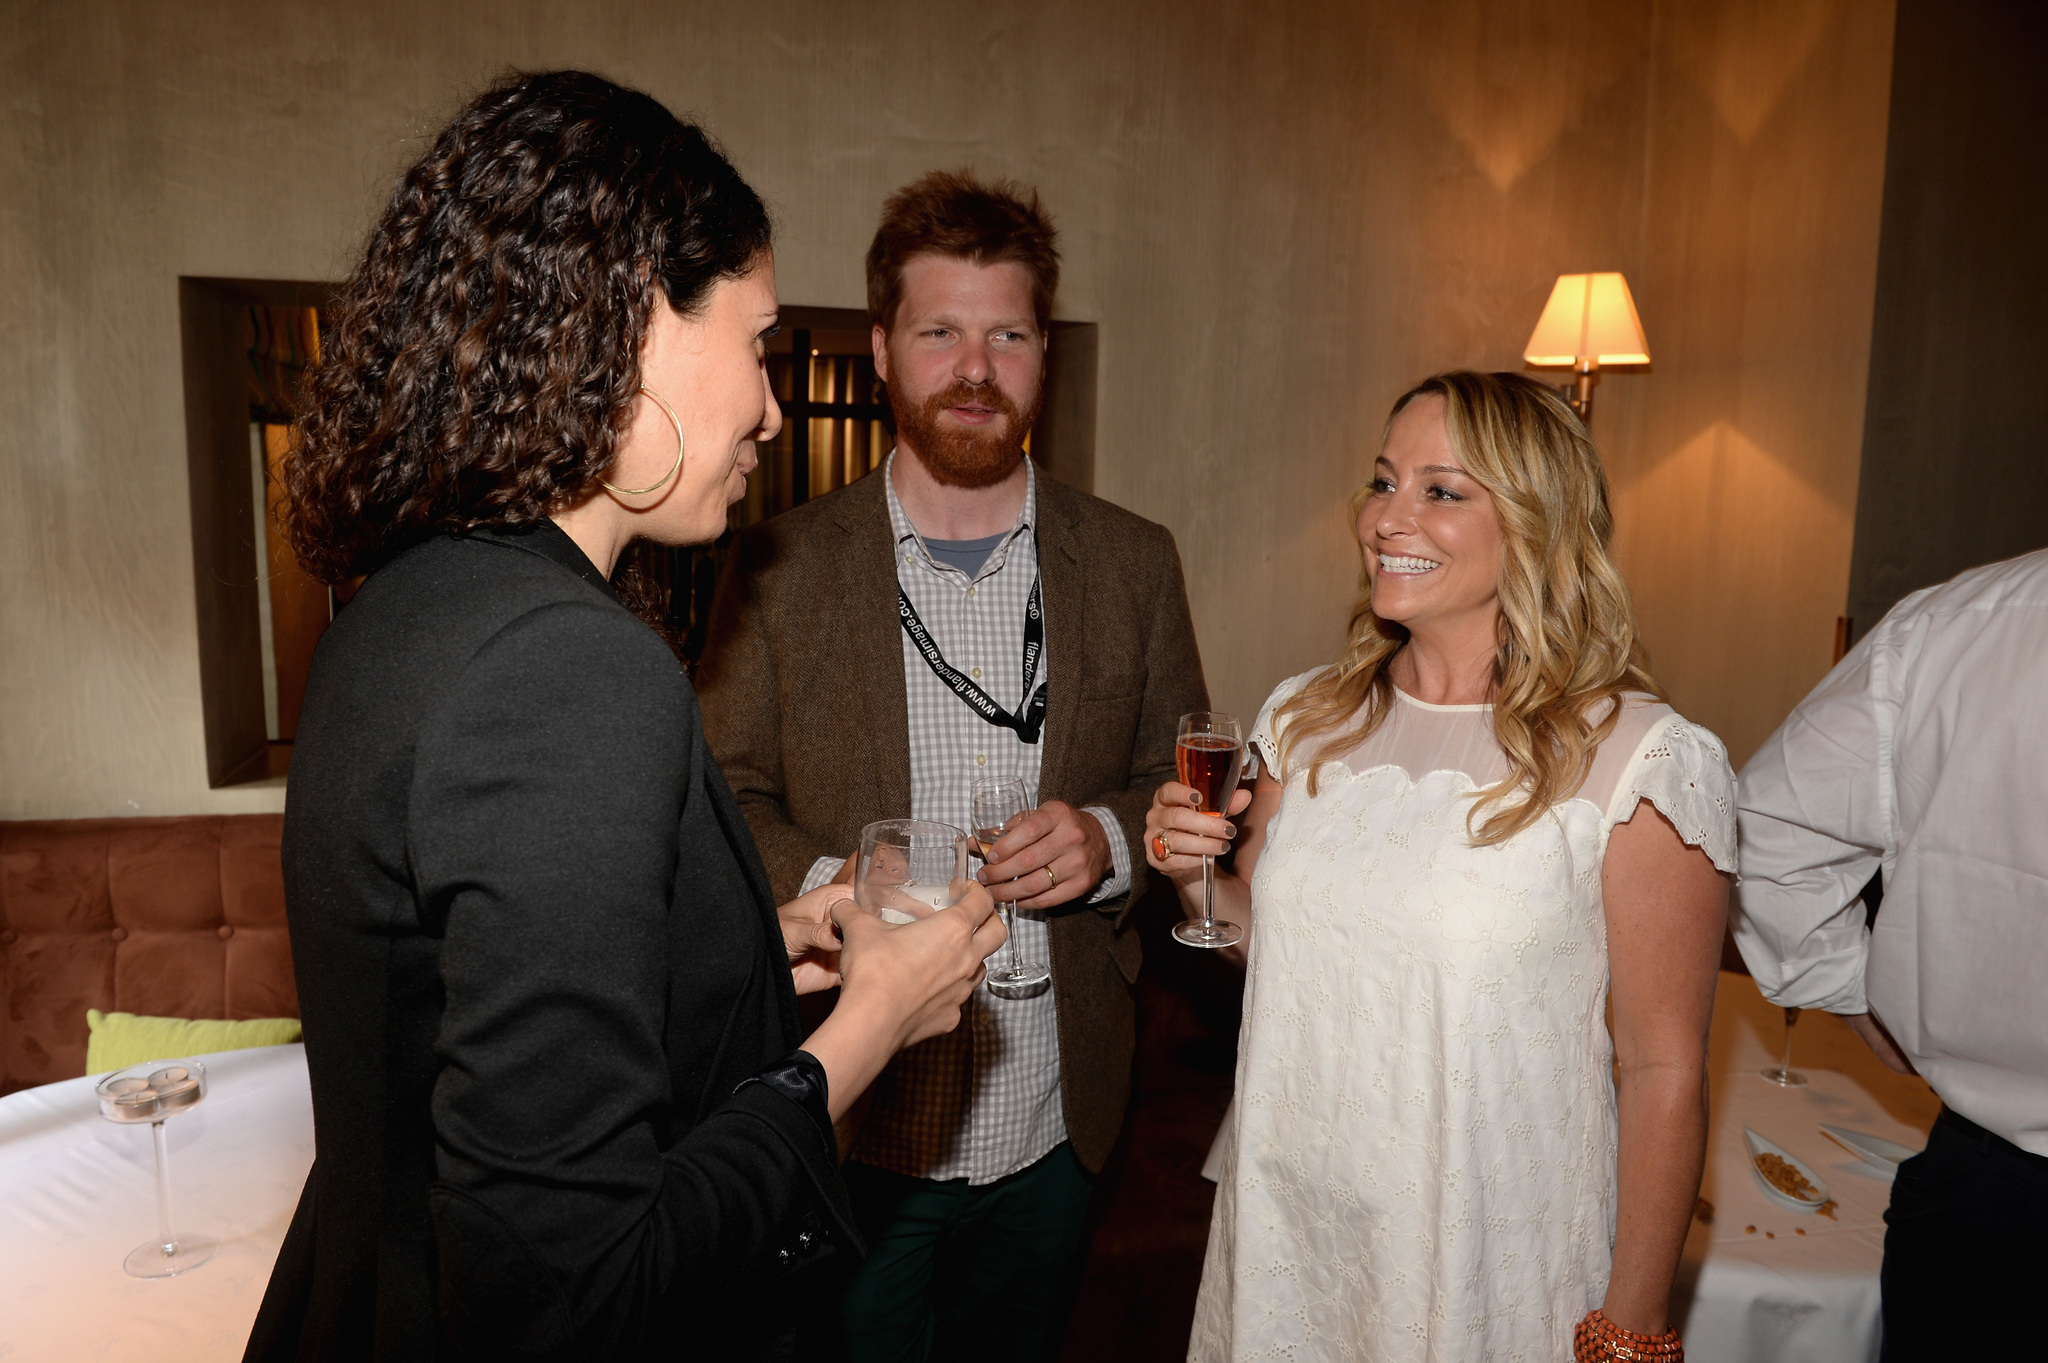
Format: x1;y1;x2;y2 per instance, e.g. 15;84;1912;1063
1274;370;1663;844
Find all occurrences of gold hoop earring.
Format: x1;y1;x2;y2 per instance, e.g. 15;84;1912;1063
603;386;685;497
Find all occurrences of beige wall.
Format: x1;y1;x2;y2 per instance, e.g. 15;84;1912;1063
0;0;1891;817
1603;0;1896;765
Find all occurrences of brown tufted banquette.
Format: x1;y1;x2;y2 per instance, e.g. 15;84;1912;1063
0;815;298;1096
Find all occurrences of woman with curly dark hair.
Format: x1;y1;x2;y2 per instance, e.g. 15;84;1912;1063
244;71;1003;1362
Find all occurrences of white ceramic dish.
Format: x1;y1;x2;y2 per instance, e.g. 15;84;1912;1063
1820;1124;1919;1172
1743;1128;1831;1213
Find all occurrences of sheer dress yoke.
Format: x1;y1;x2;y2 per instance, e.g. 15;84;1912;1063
1249;684;1730;846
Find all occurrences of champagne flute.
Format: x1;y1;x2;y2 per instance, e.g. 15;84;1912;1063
1172;711;1245;949
96;1058;216;1278
1761;1006;1808;1086
972;776;1053;1000
853;819;972;924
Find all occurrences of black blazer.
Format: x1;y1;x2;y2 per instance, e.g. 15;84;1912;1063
245;524;855;1363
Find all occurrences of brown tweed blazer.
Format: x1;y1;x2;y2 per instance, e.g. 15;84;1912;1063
694;465;1208;1172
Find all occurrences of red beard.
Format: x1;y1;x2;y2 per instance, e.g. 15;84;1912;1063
891;376;1043;488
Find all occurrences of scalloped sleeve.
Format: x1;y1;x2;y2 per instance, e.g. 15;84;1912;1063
1243;669;1322;782
1601;714;1738;873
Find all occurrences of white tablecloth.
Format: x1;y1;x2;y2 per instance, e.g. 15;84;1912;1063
1673;972;1938;1363
0;977;1938;1361
0;1043;313;1360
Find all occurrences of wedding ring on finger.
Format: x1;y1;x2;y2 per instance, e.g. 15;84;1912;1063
1045;865;1059;891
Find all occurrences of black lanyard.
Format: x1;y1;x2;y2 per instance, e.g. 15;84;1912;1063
897;549;1047;745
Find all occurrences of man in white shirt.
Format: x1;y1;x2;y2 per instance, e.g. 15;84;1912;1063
1733;547;2048;1361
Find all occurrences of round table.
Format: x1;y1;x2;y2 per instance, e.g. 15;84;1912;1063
0;1043;314;1358
1674;971;1938;1363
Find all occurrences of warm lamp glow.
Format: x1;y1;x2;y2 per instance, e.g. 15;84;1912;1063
1524;272;1650;366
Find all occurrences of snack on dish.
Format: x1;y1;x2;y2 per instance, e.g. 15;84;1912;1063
1742;1127;1833;1215
1755;1151;1821;1201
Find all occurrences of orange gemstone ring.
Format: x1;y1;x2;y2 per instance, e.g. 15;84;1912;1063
1153;831;1171;861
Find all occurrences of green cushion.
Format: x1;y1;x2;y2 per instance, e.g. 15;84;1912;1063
85;1009;302;1075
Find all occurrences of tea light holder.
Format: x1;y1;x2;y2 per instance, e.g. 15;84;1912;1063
95;1059;217;1278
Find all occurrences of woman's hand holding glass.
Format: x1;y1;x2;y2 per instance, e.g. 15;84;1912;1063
779;883;856;995
1144;781;1253;881
800;871;1007;1122
832;882;1003;1047
1146;774;1261;960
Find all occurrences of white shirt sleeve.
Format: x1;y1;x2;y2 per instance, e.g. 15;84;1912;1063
798;855;846;895
1083;805;1132;903
1732;635;1892;1015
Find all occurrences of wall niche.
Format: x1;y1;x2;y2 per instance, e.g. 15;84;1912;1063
182;287;1099;782
179;277;337;788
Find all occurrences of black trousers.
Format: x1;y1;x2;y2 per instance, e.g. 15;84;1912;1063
1879;1106;2048;1360
836;1142;1095;1363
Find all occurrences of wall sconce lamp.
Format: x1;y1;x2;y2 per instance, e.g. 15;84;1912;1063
1523;272;1649;424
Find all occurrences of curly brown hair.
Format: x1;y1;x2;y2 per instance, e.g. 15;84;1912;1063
283;70;772;584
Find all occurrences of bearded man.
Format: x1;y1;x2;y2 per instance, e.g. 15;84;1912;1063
696;171;1207;1362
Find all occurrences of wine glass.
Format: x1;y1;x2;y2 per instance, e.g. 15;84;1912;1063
972;776;1053;1000
96;1057;216;1278
1172;711;1245;949
1761;1006;1808;1086
854;819;973;924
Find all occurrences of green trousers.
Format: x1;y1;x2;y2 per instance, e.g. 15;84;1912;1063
838;1141;1095;1363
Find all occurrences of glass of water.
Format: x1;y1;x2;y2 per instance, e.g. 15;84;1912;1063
854;819;973;923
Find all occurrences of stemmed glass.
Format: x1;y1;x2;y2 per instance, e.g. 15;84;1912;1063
972;776;1054;999
1172;711;1246;949
854;819;973;924
96;1057;216;1278
1761;1006;1808;1086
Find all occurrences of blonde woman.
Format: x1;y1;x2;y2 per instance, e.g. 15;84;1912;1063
1150;372;1733;1362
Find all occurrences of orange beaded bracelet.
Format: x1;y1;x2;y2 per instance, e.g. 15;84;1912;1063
1573;1309;1684;1362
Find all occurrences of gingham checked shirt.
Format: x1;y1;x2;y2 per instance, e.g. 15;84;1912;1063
799;453;1132;1184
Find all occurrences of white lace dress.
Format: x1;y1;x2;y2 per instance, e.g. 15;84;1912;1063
1189;672;1736;1363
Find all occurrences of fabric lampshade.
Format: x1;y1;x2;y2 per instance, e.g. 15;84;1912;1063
1524;272;1650;366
